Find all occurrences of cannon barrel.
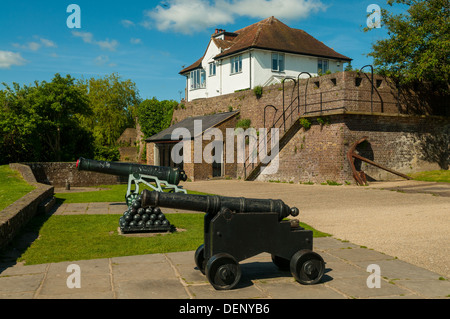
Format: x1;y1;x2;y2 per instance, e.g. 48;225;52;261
76;157;187;186
140;189;299;221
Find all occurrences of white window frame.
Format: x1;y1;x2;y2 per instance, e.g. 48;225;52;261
209;62;216;76
318;59;329;74
230;55;242;74
190;69;206;90
271;53;285;72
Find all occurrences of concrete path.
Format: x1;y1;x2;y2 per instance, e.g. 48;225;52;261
1;237;449;299
0;179;449;299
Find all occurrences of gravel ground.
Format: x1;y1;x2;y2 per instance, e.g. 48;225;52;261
182;179;450;279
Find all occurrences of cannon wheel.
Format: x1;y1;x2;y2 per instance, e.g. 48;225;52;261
194;244;206;274
206;253;241;290
290;250;325;285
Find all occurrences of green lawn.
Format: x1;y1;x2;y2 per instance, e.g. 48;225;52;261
16;213;329;265
410;170;450;183
17;213;204;265
0;165;36;211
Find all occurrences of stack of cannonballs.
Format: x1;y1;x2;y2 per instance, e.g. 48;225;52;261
119;195;172;233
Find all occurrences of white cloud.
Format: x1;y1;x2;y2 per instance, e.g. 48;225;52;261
145;0;326;34
94;55;109;65
130;38;142;44
232;0;326;20
0;51;27;69
72;31;95;44
96;39;119;51
39;38;57;48
121;19;135;27
145;0;234;34
94;55;117;67
72;31;118;51
12;37;57;51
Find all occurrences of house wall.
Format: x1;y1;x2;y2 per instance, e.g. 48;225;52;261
251;50;343;87
219;52;252;96
185;46;345;101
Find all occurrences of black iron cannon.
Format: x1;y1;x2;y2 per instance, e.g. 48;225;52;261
140;189;325;290
76;157;187;205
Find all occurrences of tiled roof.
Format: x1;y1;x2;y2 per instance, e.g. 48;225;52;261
180;16;352;74
146;111;239;142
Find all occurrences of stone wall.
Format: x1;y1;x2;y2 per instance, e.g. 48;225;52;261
22;162;127;187
256;113;449;184
173;71;410;130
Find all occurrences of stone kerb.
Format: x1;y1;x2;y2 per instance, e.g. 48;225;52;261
0;164;54;250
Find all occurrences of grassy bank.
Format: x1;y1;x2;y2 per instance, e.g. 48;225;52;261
410;170;450;183
0;165;36;211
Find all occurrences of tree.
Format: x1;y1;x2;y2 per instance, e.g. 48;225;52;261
138;98;177;138
366;0;449;91
0;83;41;163
0;74;93;163
79;73;141;147
29;74;92;161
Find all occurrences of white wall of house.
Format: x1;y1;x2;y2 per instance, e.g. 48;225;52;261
185;42;345;101
220;51;252;95
252;49;344;86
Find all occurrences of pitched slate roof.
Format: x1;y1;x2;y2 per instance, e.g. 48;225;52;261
146;111;239;142
180;16;352;74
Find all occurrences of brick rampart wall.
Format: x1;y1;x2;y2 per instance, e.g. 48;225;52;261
151;71;448;183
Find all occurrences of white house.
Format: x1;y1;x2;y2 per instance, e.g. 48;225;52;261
180;16;352;102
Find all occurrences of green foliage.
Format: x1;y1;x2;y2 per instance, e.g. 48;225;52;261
78;73;141;147
235;118;252;130
253;85;263;99
0;73;141;164
138;98;177;138
317;116;330;126
93;145;120;162
299;118;312;130
365;0;450;91
0;74;93;163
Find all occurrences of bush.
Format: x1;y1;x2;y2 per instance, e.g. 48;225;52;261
299;118;312;130
236;119;252;130
94;145;120;161
253;86;263;99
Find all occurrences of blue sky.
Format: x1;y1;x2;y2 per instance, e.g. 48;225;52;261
0;0;406;102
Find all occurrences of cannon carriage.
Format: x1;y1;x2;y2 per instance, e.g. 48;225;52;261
140;189;325;290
